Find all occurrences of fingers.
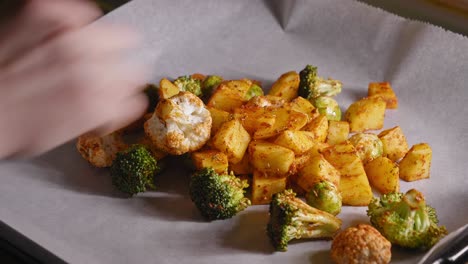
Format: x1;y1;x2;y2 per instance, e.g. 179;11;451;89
91;93;149;137
0;0;101;67
6;23;142;80
6;85;148;158
45;24;141;64
3;23;147;103
0;0;151;159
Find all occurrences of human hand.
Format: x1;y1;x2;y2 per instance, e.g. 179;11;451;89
0;0;149;158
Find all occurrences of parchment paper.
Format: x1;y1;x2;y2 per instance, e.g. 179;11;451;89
1;0;468;263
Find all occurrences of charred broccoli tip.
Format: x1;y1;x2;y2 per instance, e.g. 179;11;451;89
189;168;250;221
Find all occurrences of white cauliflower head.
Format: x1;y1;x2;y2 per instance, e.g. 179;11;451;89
76;132;127;167
144;92;212;155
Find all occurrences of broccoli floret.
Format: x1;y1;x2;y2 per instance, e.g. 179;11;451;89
245;83;264;100
267;189;342;251
298;65;342;99
189;168;250;221
367;189;447;249
202;75;223;96
143;83;159;112
110;144;159;195
305;181;342;215
174;75;203;97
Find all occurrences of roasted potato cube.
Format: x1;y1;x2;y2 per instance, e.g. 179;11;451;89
207;80;252;112
326;120;350;145
208;107;231;135
234;106;275;134
378;126;409;162
368;82;398;109
212;119;251;164
364;156;399;194
251;170;287;204
268;71;300;102
288;96;318;121
322;142;373;206
287;175;307;197
290;154;312;175
274;130;316;155
249;141;295;177
288;110;309;131
253;108;308;139
345;97;386;132
296;154;341;192
191;150;228;174
244;95;285;108
302;114;329;142
309;142;330;156
399;143;432;182
229;151;253;175
159;78;179;99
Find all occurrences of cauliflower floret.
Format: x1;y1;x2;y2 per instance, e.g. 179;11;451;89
331;224;391;264
144;91;212;155
76;132;127;167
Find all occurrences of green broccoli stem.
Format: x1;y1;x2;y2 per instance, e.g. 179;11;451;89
392;189;431;232
291;211;340;238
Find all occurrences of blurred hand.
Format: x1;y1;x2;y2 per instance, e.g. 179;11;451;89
0;0;148;158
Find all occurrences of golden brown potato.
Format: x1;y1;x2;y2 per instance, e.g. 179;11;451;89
207;107;231;135
159;78;179;99
322;142;373;206
253;108;308;139
290;154;312;175
244;95;285;108
207;79;252;112
288;96;318;122
364;156;399;194
308;142;331;157
302;114;329;142
296;154;341;192
274;130;316;155
233;105;275;135
378;126;409;162
399;143;432;182
251;170;287;204
345;97;386;132
268;71;300;102
212;119;251;164
191;150;229;174
229;151;253;175
248;140;295;177
326;120;350;145
368;82;398;109
287;175;307;197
